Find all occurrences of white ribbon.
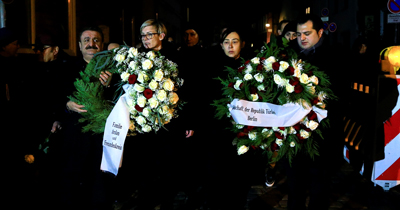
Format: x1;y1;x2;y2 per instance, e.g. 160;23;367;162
100;93;130;175
228;99;327;127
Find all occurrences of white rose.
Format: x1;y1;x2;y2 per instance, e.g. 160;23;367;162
128;47;138;57
243;73;253;81
133;83;145;92
257;84;265;91
120;72;130;81
266;56;276;63
234;80;242;90
286;83;294;93
254;73;264;83
159;105;169;114
288;127;297;134
142;124;152;132
149;79;158;91
251;93;258;101
236;124;245;129
137;95;147;107
248;131;257;140
274;74;285;87
237;145;249;155
300;130;310;139
154;69;164;81
142;59;153;70
163;78;174;91
275;139;283;147
157;89;167;101
136;116;146;125
300;73;309;84
309;75;319;85
146;51;156;59
262;128;273;137
142;107;151;117
245;65;253;74
115;54;125;63
129;61;138;70
148;97;159;108
137;71;149;83
279;61;289;72
290;141;296;147
251;57;260;64
168;92;179;105
307;120;319;130
264;62;273;71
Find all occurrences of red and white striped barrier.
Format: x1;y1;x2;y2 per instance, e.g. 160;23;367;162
372;76;400;190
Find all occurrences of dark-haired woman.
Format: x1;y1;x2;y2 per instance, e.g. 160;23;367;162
203;28;265;210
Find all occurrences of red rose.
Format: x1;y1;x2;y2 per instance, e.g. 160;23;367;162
274;132;284;139
238;66;245;73
260;57;266;62
307;71;313;76
244;60;251;65
289;77;299;86
285;66;295;76
296;133;305;143
271;142;279;151
308;110;317;121
135;104;143;112
293;123;301;131
237;132;247;138
294;84;303;93
311;97;319;105
143;88;153;99
256;64;263;71
228;82;234;88
128;74;137;84
272;62;280;71
244;126;254;133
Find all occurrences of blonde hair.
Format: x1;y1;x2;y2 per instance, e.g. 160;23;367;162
140;19;167;36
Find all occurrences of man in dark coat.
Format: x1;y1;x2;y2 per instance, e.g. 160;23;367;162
285;14;345;210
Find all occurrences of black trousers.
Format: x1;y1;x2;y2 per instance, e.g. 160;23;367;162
285;155;330;210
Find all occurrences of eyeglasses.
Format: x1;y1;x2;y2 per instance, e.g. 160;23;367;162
140;33;159;40
33;45;52;53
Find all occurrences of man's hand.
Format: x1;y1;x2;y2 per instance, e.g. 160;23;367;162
66;101;87;113
186;130;194;138
99;71;112;87
51;121;62;133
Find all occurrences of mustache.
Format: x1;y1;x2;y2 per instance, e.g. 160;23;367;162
85;46;98;50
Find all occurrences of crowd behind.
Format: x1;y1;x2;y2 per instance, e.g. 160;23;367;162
0;13;386;210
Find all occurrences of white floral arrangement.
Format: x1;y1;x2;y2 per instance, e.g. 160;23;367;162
113;46;184;134
213;41;335;163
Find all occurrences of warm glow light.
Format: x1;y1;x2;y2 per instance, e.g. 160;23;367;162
388;46;400;67
265;23;270;27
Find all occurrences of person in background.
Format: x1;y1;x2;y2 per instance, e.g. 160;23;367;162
277;19;290;36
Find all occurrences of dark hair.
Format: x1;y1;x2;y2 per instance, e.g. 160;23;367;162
220;27;245;43
278;20;290;31
78;26;104;42
296;14;323;32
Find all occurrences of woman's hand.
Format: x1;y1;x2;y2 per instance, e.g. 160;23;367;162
66;101;87;113
186;130;194;138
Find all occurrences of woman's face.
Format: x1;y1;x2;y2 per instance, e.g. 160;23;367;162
221;32;243;59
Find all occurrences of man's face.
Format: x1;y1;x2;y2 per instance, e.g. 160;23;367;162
40;46;57;62
184;29;199;47
141;25;164;51
296;20;323;50
2;40;19;57
79;30;103;63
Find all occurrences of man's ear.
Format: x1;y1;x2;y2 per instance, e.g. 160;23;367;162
318;29;323;38
159;33;166;41
53;46;59;56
